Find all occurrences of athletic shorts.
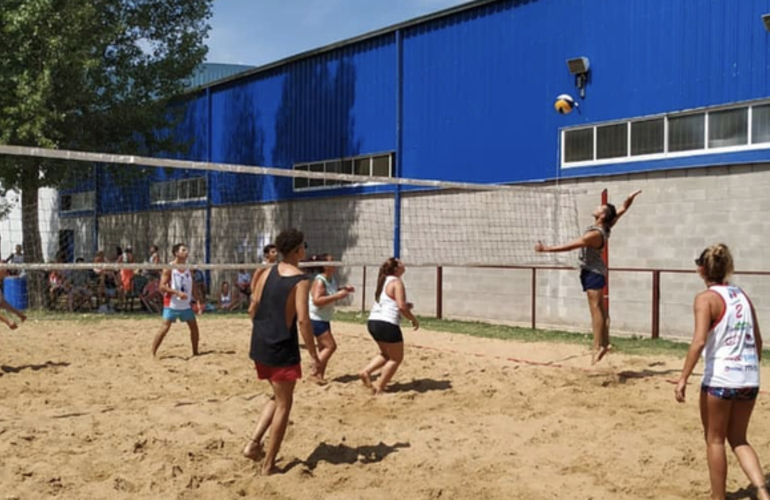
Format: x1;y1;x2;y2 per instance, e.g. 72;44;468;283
701;385;759;401
311;320;331;337
367;320;403;344
162;307;196;323
580;269;606;291
254;362;301;382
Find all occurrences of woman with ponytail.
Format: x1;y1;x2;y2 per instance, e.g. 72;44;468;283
675;244;769;500
359;257;419;395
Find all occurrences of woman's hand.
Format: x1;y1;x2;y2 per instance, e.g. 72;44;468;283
674;378;687;403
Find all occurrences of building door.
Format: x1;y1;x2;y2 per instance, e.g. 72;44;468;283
58;230;75;263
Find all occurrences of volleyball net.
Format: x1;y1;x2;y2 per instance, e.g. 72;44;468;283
0;145;581;310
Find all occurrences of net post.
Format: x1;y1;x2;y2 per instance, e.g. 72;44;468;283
436;266;443;320
204;87;213;288
651;270;661;339
361;265;367;313
393;29;404;259
601;189;609;313
531;267;537;330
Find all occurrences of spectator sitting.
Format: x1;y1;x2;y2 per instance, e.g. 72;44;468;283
236;268;252;304
67;257;93;312
4;244;24;276
217;281;242;312
48;256;68;308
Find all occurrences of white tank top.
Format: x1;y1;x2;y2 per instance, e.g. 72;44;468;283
220;291;232;305
309;274;338;322
164;268;193;310
701;285;760;388
368;276;401;326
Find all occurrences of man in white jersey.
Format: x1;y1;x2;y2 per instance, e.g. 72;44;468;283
152;243;201;357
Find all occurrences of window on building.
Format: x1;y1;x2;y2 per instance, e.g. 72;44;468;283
709;107;748;149
150;177;207;204
752;104;770;144
60;191;95;213
596;123;628;160
564;128;594;163
293;153;395;191
563;101;770;167
668;114;705;152
631;119;664;156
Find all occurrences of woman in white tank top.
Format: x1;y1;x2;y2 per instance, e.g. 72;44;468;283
359;257;419;395
675;244;769;500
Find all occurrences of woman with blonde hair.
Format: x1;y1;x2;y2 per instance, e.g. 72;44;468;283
675;244;769;500
359;257;419;395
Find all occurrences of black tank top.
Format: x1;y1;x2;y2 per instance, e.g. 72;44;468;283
250;265;309;367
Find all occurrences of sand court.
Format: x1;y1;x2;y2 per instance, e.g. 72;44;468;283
1;316;769;499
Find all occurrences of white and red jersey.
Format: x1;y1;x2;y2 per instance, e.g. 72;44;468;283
163;268;193;311
702;285;760;388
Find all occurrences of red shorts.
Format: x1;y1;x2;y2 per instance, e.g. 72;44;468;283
254;362;302;382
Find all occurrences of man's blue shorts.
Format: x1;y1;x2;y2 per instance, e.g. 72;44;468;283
162;307;196;323
580;269;606;291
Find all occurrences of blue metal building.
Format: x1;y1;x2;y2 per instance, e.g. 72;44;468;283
67;0;770;257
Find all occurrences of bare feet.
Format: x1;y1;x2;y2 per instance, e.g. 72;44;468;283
591;345;612;365
242;440;264;462
310;375;328;386
8;322;17;330
359;371;374;393
19;313;27;323
260;464;278;476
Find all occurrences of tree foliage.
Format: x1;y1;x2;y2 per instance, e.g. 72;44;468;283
0;0;212;306
0;0;212;189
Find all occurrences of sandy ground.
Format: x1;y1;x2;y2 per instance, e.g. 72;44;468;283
1;315;769;500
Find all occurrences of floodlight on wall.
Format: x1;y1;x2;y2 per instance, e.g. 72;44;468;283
763;14;770;31
566;56;590;99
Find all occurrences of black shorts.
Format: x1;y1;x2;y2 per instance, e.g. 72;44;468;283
367;320;403;344
580;269;606;291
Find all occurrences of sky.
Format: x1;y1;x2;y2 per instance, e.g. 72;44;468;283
206;0;470;67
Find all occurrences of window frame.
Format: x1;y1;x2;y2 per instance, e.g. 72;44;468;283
293;152;395;192
561;100;769;169
150;176;208;205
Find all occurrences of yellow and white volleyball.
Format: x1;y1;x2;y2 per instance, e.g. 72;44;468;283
554;94;576;114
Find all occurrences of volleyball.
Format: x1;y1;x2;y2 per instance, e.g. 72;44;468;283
554;94;576;114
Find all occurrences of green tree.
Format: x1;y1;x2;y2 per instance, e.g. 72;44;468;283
0;0;212;306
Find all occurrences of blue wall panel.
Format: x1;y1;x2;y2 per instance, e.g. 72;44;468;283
208;34;397;204
401;0;770;184
98;95;209;214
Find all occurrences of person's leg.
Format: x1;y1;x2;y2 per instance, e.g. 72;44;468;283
152;320;173;356
261;379;295;475
727;398;770;500
702;389;732;500
374;342;404;395
360;342;389;391
315;330;337;380
243;394;276;461
585;289;606;364
0;299;26;323
187;319;200;356
0;312;17;329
